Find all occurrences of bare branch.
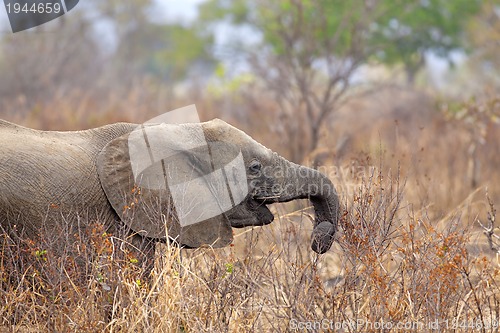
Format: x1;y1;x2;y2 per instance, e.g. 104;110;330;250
477;192;499;254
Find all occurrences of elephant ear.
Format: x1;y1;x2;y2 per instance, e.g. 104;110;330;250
96;122;245;248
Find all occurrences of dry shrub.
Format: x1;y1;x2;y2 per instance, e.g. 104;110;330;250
2;155;499;332
0;218;150;331
1;86;500;331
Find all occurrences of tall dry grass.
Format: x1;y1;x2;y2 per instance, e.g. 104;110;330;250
2;163;499;332
1;86;500;332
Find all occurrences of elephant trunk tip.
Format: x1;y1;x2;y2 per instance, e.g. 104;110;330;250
311;221;336;254
308;178;339;254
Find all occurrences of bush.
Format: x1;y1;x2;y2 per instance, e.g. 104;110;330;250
2;155;499;332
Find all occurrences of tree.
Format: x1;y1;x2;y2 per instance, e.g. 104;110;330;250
371;0;483;83
116;23;215;83
0;9;101;103
96;0;215;84
199;0;380;161
198;0;483;161
0;0;215;105
463;1;500;90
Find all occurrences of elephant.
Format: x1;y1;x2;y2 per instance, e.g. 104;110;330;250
0;118;339;276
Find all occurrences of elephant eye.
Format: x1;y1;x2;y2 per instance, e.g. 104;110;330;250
248;160;262;173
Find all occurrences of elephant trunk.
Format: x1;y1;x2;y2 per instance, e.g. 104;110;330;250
261;156;340;254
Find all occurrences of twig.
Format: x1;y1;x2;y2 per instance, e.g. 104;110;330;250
477;192;499;254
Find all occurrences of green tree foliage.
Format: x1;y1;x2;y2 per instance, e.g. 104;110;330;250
371;0;483;83
98;0;215;82
200;0;482;82
119;23;215;82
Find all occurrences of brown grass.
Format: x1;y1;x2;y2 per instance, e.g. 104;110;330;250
1;86;500;332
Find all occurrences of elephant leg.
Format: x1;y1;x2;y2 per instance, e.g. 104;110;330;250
129;234;156;282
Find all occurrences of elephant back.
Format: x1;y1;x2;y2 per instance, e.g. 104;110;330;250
0;121;135;236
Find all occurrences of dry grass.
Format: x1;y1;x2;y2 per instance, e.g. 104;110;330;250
1;87;500;332
2;165;499;332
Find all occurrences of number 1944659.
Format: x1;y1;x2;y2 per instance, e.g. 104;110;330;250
6;2;62;14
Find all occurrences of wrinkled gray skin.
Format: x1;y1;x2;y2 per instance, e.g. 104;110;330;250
0;119;339;274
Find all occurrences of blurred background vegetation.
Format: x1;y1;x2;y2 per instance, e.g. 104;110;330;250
0;0;498;206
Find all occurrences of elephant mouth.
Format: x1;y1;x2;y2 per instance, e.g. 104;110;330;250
229;198;274;228
253;199;274;225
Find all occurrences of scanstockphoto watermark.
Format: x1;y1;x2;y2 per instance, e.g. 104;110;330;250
256;164;378;197
257;163;376;182
290;318;500;331
249;177;339;199
3;0;79;33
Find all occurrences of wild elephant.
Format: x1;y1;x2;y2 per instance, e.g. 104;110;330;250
0;118;339;275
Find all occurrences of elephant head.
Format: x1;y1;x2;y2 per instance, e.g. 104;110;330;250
96;119;339;254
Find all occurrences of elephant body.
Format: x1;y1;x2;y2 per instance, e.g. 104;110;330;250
0;120;134;238
0;118;339;276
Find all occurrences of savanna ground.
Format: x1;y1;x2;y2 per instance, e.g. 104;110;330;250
1;86;499;332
